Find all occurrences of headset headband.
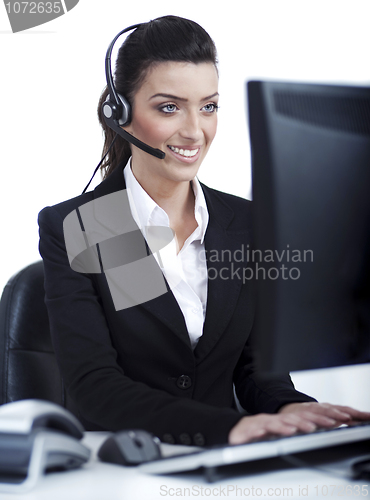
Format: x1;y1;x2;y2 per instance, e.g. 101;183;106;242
104;24;141;114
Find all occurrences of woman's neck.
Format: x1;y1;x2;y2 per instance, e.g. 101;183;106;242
131;164;195;220
130;163;198;252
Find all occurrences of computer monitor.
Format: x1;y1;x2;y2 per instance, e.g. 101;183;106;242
247;80;370;373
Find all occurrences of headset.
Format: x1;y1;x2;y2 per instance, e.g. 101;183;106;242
82;23;165;194
102;23;166;160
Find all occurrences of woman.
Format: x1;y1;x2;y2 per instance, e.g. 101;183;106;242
38;15;370;446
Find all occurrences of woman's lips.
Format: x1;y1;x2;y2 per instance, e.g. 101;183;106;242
167;145;201;162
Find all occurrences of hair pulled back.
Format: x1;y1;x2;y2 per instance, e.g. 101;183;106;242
97;15;218;178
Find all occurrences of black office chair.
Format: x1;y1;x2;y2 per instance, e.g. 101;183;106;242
0;261;77;413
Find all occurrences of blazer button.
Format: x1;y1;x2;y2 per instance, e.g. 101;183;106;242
162;433;176;444
179;433;192;446
177;375;192;390
193;433;206;446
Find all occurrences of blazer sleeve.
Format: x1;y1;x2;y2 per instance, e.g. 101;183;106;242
38;205;242;446
233;329;317;414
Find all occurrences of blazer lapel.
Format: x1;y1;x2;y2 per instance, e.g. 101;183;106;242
194;185;249;362
93;162;191;349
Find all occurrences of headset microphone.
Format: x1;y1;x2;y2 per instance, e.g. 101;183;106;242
102;24;166;160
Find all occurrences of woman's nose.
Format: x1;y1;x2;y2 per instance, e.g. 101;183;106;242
180;111;202;141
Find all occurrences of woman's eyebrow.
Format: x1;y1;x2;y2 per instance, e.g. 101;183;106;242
149;92;219;102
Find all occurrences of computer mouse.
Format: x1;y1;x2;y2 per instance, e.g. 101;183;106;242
98;430;161;466
352;457;370;480
0;399;84;439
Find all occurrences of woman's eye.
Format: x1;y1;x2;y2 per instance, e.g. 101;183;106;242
202;103;219;113
160;104;178;114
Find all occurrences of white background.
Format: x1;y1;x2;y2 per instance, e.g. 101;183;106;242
0;1;369;407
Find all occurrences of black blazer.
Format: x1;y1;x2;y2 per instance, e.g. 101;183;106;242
38;162;315;446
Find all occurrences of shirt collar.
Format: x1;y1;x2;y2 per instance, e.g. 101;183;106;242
192;175;209;244
123;163;209;243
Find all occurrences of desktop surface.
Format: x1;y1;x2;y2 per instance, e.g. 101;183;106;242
0;431;368;500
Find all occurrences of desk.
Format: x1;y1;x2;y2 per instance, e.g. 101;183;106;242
1;432;369;500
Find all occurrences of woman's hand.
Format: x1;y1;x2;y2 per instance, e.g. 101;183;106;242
228;403;370;445
229;412;318;445
278;402;370;427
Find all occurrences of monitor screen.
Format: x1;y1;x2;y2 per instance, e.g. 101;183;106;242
247;80;370;373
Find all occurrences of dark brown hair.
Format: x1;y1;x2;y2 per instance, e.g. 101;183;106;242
97;15;218;178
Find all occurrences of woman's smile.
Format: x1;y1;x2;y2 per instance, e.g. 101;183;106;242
167;145;202;162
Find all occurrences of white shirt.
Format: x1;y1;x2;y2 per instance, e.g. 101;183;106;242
124;164;209;349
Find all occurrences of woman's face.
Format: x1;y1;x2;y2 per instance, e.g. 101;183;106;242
123;61;219;187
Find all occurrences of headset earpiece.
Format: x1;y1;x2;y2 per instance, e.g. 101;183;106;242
102;93;131;127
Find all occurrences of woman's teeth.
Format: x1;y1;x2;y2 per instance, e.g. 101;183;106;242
168;146;199;157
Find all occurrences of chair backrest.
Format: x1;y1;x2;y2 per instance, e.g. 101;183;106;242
0;261;77;413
